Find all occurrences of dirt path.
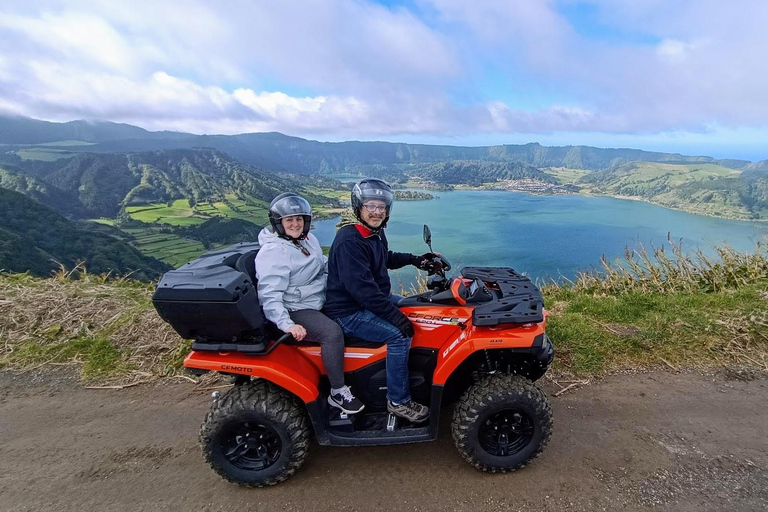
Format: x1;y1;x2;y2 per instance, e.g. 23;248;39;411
1;371;766;512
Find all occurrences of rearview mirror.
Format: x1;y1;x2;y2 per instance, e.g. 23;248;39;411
423;225;433;252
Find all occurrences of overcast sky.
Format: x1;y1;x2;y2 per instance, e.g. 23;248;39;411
1;0;767;160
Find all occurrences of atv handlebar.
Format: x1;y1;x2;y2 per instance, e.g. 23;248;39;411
422;255;451;276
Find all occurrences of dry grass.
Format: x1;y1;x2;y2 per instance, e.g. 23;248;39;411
544;235;768;295
2;237;767;384
0;269;187;383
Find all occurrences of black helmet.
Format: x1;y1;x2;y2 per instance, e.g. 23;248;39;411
351;178;393;229
268;192;312;240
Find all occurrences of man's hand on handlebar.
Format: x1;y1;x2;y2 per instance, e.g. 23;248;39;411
414;252;441;270
287;324;307;341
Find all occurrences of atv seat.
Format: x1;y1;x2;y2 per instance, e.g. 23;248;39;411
234;250;259;286
233;250;385;348
344;335;385;348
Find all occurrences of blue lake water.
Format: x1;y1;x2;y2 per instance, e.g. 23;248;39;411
312;190;768;287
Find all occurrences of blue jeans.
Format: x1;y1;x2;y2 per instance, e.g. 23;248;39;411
334;295;411;404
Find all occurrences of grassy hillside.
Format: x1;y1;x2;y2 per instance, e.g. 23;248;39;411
1;242;765;384
0;188;170;280
580;162;768;219
404;160;558;186
1;148;347;268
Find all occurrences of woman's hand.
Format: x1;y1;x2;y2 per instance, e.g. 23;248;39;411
287;324;307;341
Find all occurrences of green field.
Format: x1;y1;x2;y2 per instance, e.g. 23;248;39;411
543;167;591;184
608;162;740;186
126;196;271;226
125;228;209;267
16;148;79;161
125;199;207;225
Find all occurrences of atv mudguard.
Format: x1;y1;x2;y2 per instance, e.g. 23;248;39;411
184;344;320;402
432;320;548;385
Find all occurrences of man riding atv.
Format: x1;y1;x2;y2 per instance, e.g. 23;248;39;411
324;178;435;423
152;180;554;487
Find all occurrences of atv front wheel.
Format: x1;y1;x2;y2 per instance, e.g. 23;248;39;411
452;374;552;473
200;379;311;487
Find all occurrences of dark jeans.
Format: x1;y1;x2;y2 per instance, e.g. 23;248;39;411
289;309;345;390
334;295;412;404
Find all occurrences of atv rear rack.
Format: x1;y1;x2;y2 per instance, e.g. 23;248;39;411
460;267;545;326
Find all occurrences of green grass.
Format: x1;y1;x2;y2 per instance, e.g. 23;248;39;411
544;285;767;375
542;239;768;376
8;335;133;380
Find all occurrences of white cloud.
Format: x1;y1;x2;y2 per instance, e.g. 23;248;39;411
0;0;767;147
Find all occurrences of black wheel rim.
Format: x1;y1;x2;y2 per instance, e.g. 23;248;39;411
221;421;282;471
478;409;535;457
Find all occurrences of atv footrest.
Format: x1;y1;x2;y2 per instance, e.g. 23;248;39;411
386;413;397;432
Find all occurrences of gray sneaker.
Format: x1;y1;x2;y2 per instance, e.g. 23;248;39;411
387;399;430;423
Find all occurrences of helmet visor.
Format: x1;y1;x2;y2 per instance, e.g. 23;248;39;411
270;195;312;219
353;182;393;206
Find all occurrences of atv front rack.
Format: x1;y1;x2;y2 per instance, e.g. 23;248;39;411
460;267;545;326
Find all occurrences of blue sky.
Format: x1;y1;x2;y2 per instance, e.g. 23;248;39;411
1;0;767;161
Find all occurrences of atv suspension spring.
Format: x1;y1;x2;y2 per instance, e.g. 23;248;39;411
484;350;497;376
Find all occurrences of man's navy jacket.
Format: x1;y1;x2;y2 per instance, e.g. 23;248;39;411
324;224;416;326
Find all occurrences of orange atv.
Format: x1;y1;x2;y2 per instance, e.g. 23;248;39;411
152;226;554;487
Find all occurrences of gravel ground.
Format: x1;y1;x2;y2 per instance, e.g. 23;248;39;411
0;370;766;511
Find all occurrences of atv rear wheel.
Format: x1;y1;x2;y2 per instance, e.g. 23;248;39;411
452;374;552;473
200;379;311;487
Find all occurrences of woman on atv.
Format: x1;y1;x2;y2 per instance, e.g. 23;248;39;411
254;193;364;414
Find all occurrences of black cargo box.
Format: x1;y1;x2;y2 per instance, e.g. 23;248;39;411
152;243;266;344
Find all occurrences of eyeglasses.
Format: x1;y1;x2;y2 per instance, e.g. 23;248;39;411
362;203;387;213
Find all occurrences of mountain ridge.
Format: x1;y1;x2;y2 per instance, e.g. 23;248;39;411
1;115;760;173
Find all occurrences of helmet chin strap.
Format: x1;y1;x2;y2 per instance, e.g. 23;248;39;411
278;232;306;241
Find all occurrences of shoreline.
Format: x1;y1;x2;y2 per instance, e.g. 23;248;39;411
579;191;768;224
409;181;767;224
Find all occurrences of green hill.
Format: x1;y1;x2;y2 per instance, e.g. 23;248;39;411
7;148;344;219
580;162;768;219
406;160;558;186
0;188;171;280
0;148;347;268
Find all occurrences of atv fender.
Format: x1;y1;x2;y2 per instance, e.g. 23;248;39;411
184;344;321;402
432;323;547;385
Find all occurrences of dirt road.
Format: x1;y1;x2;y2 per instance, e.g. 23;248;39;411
1;370;766;511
